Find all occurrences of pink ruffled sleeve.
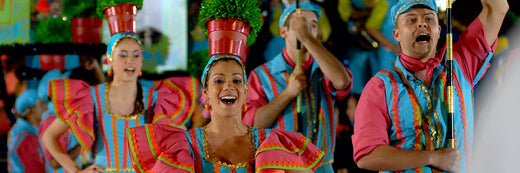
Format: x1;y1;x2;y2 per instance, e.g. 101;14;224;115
127;124;195;173
153;77;199;126
255;128;325;172
49;79;95;151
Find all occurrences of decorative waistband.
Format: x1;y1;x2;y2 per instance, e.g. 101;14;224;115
101;168;135;172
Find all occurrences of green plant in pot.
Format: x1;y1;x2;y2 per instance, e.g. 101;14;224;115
97;0;144;35
63;0;103;44
33;17;72;71
198;0;262;63
188;49;210;78
34;17;72;44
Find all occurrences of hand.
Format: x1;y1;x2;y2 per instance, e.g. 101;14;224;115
77;164;104;173
283;67;306;99
84;57;100;71
431;147;461;172
290;15;314;44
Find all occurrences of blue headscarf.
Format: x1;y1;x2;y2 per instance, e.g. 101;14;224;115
279;2;322;28
391;0;438;25
106;32;142;63
201;55;247;90
16;89;38;115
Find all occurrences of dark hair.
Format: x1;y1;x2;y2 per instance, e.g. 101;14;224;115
202;58;245;89
283;13;292;28
103;80;144;115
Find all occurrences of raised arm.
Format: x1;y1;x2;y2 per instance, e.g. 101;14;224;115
478;0;509;46
247;69;306;128
292;15;351;90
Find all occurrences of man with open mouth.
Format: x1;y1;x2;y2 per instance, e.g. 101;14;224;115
352;0;509;172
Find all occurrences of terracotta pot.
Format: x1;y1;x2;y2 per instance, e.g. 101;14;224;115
207;18;250;63
104;3;137;35
71;17;102;44
39;54;65;71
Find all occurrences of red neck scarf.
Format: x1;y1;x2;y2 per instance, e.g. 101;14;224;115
283;49;314;71
399;53;442;82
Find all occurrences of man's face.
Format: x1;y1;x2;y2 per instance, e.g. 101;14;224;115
281;10;319;54
393;7;441;60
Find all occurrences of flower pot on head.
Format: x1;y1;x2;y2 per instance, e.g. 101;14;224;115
207;18;250;63
103;3;137;35
39;54;66;71
71;17;103;44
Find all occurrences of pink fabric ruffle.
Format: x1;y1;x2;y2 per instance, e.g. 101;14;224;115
153;77;199;126
49;79;95;151
255;129;325;172
127;124;195;173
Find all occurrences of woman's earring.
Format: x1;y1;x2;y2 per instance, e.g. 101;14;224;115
107;69;112;76
205;104;211;111
139;71;142;76
242;104;247;112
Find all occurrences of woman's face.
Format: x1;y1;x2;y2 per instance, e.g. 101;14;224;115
109;38;143;82
203;60;246;116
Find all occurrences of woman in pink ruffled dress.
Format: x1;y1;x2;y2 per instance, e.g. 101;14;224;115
127;55;326;173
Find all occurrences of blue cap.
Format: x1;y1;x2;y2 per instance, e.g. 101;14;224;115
391;0;438;25
201;55;247;90
106;32;142;63
16;89;38;115
38;70;70;101
279;2;322;28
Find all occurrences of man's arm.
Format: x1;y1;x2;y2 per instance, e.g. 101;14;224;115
358;145;460;172
247;69;306;128
478;0;508;46
353;78;460;172
292;16;351;90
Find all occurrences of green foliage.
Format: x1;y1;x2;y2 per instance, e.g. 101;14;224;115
33;17;72;43
96;0;144;17
63;0;101;18
188;49;210;77
198;0;262;39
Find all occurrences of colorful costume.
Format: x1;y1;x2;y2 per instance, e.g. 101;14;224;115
38;70;83;173
244;49;352;172
49;79;156;172
8;89;45;172
153;76;199;126
127;124;325;173
49;76;191;172
352;17;497;173
8;118;45;173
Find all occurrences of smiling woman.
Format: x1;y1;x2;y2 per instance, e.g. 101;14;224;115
127;55;326;173
40;9;192;173
125;1;325;171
